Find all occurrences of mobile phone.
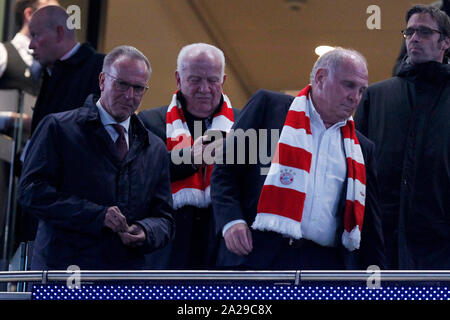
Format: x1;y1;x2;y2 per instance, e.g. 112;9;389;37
204;130;226;143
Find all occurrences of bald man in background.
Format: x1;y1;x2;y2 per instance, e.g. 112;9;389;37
0;0;59;95
19;5;104;242
28;5;104;134
0;0;59;136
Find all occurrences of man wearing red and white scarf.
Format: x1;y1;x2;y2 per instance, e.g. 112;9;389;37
138;43;240;269
211;48;385;270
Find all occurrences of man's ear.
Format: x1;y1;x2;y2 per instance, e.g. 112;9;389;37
314;68;328;90
99;72;105;91
23;7;34;24
441;36;450;54
222;74;227;86
175;71;182;90
55;25;65;42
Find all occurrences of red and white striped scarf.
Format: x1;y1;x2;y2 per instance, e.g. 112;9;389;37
252;85;366;251
166;91;235;209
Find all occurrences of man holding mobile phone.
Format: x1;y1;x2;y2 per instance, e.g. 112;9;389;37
138;43;240;269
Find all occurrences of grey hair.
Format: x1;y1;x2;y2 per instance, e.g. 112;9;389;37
309;47;367;84
103;45;152;79
176;43;225;80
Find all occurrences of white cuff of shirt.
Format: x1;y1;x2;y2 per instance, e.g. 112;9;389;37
222;219;247;237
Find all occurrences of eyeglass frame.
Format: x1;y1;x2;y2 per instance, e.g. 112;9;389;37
104;72;149;96
401;26;443;39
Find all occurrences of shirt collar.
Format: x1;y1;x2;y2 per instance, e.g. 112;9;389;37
46;43;81;75
11;33;33;66
60;42;81;61
11;33;31;49
96;100;130;132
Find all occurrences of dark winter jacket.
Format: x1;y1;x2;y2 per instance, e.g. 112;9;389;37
31;43;104;133
19;95;175;270
355;60;450;269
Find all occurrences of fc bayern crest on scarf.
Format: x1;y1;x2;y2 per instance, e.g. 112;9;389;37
279;169;295;185
252;85;366;252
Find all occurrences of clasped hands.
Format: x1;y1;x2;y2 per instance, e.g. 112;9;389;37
224;223;253;256
104;206;145;247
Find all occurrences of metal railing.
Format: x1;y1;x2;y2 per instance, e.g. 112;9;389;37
1;270;449;285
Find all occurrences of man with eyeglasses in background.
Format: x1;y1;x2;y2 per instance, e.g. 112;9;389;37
355;4;450;269
18;45;175;270
392;0;450;75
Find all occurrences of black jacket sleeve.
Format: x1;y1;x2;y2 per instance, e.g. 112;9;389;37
357;134;386;269
211;91;271;234
18;116;107;236
135;142;175;252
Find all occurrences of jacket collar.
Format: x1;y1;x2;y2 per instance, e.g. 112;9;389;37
77;94;151;147
54;43;96;68
397;56;450;83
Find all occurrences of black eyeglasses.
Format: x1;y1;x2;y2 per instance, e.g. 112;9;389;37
401;27;442;39
104;72;149;96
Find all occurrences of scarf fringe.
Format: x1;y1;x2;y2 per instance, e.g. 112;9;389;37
341;226;361;252
252;213;303;239
172;188;211;210
254;85;366;252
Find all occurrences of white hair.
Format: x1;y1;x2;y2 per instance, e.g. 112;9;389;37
177;43;225;80
309;47;367;83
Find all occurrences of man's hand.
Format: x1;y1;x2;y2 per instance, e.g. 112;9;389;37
224;223;253;256
203;137;224;165
119;224;146;247
191;135;207;167
191;135;224;167
104;206;128;233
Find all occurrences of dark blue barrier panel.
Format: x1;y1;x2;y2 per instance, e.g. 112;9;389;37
32;283;450;301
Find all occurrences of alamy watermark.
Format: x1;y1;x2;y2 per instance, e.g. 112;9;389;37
66;264;81;289
66;5;81;30
366;5;381;30
366;265;381;289
170;121;280;175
